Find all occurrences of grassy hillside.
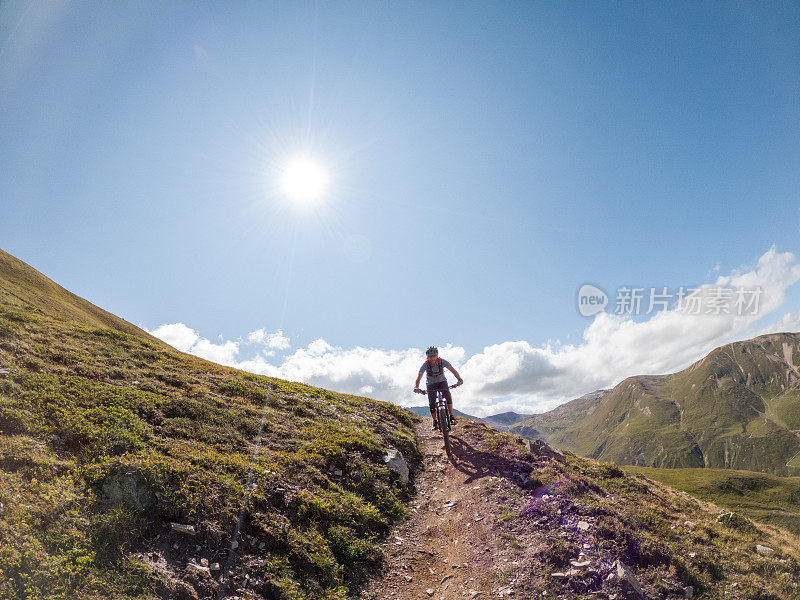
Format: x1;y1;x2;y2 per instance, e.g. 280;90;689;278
512;335;800;475
0;250;421;600
420;423;800;599
623;466;800;536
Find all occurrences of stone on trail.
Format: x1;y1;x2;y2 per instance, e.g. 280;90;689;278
383;447;410;483
614;560;644;598
171;523;196;535
571;559;592;568
185;562;210;576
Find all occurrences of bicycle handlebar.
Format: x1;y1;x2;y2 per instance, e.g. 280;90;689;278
414;382;462;394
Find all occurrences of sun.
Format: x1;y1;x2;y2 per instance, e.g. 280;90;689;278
280;156;328;204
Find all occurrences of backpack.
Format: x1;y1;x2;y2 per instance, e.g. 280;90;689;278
425;358;444;377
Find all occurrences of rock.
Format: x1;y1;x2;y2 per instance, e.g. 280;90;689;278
210;563;221;572
577;521;591;531
756;544;775;556
383;447;410;483
570;559;592;568
426;589;434;596
498;586;514;597
404;575;413;582
200;558;209;567
551;572;569;580
186;562;210;575
684;585;694;598
527;439;567;464
333;469;343;476
171;523;196;535
615;560;644;598
101;468;156;510
470;591;481;598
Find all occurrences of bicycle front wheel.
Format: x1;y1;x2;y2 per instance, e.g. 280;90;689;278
438;405;452;458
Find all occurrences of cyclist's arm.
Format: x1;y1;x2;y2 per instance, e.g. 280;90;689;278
414;370;424;389
446;365;464;383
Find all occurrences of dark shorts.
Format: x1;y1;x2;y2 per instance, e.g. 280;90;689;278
426;381;452;412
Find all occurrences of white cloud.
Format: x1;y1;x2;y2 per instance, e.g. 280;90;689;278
145;247;800;418
190;338;240;365
247;328;290;349
144;325;294;368
148;323;199;352
144;322;241;366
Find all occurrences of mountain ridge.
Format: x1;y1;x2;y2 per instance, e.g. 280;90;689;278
510;334;800;475
0;248;168;347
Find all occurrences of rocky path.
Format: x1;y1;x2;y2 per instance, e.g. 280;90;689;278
360;421;541;600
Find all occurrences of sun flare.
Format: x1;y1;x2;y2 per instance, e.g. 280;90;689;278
280;156;328;203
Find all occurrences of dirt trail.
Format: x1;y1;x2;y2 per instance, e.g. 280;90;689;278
360;420;542;600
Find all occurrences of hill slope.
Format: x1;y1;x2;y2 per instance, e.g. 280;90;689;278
3;248;800;600
512;336;800;475
623;465;800;536
0;250;421;599
0;249;166;346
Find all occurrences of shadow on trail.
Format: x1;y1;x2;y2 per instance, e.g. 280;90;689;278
445;434;542;488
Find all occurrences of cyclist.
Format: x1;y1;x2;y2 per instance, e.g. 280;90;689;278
414;346;463;430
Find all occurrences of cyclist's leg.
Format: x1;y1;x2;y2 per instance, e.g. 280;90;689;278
427;386;437;424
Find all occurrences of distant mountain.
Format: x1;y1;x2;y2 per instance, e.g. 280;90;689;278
404;407;532;428
481;411;533;431
511;335;800;475
406;406;481;421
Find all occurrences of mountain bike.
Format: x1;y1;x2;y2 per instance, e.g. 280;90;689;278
416;384;460;458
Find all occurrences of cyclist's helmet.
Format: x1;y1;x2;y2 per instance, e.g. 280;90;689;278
426;346;438;357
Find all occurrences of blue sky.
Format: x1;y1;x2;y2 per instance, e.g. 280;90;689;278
2;2;799;413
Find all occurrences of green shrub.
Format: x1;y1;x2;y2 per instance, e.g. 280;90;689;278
216;379;268;402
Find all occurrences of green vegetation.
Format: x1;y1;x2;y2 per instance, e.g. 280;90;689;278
623;465;800;535
0;249;421;600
